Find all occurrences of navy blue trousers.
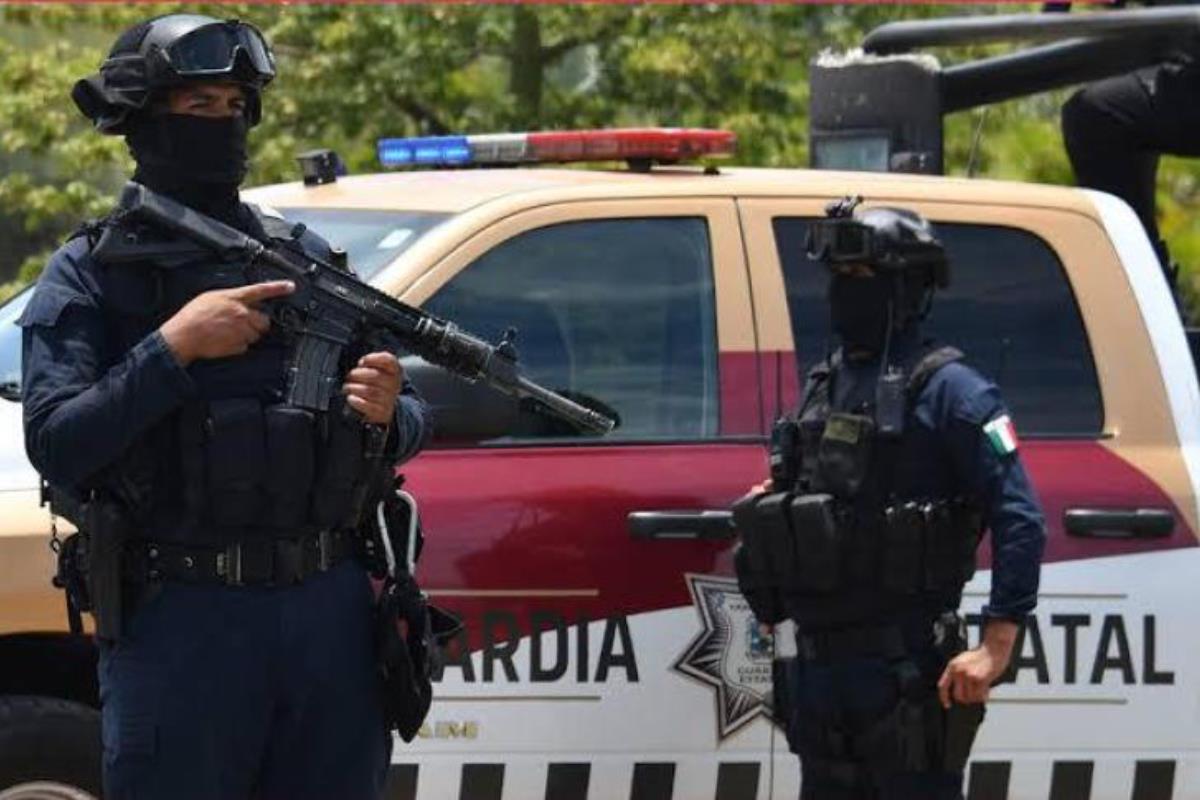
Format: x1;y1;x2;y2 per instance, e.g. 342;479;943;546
98;561;391;800
785;650;966;800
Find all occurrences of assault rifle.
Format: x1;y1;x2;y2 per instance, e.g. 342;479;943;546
110;181;616;436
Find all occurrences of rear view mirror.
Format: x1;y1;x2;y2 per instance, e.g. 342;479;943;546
401;356;520;445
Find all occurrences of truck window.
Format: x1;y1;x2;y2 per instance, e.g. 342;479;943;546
0;287;32;401
772;219;1103;435
424;217;719;441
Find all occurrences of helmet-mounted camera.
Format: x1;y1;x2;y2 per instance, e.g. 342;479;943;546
805;196;950;289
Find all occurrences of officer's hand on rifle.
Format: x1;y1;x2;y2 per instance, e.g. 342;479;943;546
343;352;403;425
749;480;773;495
160;280;296;366
936;620;1018;708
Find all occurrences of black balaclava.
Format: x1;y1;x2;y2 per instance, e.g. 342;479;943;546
828;272;894;358
127;112;249;226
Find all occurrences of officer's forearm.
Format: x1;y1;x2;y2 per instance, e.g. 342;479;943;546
981;618;1019;668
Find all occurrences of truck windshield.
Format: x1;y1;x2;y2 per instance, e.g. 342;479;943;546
275;208;450;282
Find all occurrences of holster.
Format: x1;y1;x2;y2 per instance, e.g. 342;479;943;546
942;700;986;773
366;477;460;742
51;532;90;636
84;497;131;641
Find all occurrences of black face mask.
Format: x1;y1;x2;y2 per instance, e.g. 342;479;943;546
127;113;249;223
828;273;893;357
128;113;249;183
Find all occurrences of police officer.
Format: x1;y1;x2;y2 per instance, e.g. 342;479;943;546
734;198;1046;799
1060;8;1199;281
20;15;430;800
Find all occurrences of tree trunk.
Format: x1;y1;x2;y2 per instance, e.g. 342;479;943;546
509;7;544;127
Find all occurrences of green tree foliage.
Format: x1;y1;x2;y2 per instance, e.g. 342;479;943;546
1;4;1197;313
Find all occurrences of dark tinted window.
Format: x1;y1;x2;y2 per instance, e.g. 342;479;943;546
425;217;719;441
773;219;1102;435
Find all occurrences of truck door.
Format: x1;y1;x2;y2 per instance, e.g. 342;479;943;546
739;196;1199;800
393;199;780;800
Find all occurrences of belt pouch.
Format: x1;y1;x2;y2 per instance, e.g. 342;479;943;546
264;406;316;528
310;400;366;528
788;493;840;593
882;503;925;594
204;399;266;527
755;492;797;590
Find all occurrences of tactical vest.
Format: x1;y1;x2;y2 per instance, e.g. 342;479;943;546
80;206;380;547
734;347;983;630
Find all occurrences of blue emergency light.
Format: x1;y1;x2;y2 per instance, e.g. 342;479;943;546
378;136;472;167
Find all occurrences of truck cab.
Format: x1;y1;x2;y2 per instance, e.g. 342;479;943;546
0;123;1197;798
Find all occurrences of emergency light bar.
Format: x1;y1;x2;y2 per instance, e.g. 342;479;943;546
377;128;736;169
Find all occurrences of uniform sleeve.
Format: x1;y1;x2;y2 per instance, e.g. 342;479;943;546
20;247;195;488
939;366;1046;623
388;377;432;465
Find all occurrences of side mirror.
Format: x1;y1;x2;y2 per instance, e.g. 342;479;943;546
401;356;520;445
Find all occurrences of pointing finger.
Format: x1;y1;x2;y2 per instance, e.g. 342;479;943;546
229;281;296;304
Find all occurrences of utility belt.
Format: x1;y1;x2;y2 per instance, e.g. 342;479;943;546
124;529;362;587
734;490;980;606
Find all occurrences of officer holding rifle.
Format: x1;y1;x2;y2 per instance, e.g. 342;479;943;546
21;15;429;799
734;198;1046;799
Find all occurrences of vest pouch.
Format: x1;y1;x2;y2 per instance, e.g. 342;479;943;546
263;406;317;528
732;492;775;583
755;492;799;590
203;399;266;527
310;403;367;528
787;493;840;593
923;504;975;591
952;507;983;586
817;413;875;498
881;502;925;595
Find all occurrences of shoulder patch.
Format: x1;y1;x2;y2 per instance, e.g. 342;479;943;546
982;414;1019;456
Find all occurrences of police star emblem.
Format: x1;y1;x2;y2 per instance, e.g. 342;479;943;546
671;574;778;741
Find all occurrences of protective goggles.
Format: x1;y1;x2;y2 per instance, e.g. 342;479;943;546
805;219;875;264
158;21;275;85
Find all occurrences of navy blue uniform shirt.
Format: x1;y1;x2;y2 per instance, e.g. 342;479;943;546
827;333;1046;623
20;214;430;497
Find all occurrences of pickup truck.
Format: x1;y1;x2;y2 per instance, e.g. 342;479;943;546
0;125;1195;800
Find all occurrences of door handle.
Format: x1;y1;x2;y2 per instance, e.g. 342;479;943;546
1063;507;1174;539
628;510;735;541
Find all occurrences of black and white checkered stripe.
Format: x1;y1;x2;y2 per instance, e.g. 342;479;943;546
383;759;1179;800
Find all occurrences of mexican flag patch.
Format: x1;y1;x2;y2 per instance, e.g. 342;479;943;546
983;414;1019;456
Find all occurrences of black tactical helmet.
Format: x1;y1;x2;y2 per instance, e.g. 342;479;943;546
72;14;276;135
806;196;950;290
